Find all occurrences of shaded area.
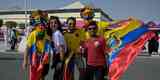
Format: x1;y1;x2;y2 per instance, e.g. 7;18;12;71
0;53;160;80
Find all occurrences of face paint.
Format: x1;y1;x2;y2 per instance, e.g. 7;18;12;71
39;24;45;30
37;31;45;40
80;8;95;20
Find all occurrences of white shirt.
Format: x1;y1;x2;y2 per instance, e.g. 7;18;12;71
52;30;67;54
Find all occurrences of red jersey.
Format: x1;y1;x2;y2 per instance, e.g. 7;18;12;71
84;36;106;66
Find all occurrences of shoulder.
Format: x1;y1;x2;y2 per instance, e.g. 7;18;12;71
31;30;37;35
54;30;63;37
28;30;36;38
27;31;37;46
54;30;59;34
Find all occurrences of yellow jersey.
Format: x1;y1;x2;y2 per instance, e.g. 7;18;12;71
64;29;86;54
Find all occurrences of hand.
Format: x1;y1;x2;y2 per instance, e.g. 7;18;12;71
94;41;100;48
57;62;63;70
37;64;43;73
65;58;70;65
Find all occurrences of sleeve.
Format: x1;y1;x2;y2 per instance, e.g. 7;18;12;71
53;31;66;53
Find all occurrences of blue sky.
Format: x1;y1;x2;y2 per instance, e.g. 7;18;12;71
0;0;160;23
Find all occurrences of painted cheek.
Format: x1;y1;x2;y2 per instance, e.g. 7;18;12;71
40;25;45;30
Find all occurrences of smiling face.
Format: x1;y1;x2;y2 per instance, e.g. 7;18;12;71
49;19;59;32
87;24;98;37
67;19;76;29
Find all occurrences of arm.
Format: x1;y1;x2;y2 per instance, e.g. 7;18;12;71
65;51;74;65
59;45;65;61
23;32;34;69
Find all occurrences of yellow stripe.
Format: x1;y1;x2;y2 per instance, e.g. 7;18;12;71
104;18;142;39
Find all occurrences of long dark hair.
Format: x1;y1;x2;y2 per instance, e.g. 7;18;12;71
49;16;62;31
47;16;62;36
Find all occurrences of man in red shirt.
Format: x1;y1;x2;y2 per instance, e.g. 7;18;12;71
82;21;108;80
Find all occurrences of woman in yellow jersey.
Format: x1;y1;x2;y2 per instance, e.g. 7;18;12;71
63;17;86;80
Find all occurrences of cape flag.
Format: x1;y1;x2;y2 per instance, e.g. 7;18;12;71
108;25;149;64
108;31;155;80
29;41;50;80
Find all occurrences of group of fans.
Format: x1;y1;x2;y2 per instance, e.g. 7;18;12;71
22;6;124;80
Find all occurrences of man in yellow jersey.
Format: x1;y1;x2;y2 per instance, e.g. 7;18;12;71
80;6;112;38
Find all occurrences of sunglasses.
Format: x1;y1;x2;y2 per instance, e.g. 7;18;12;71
88;27;97;31
87;25;97;31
